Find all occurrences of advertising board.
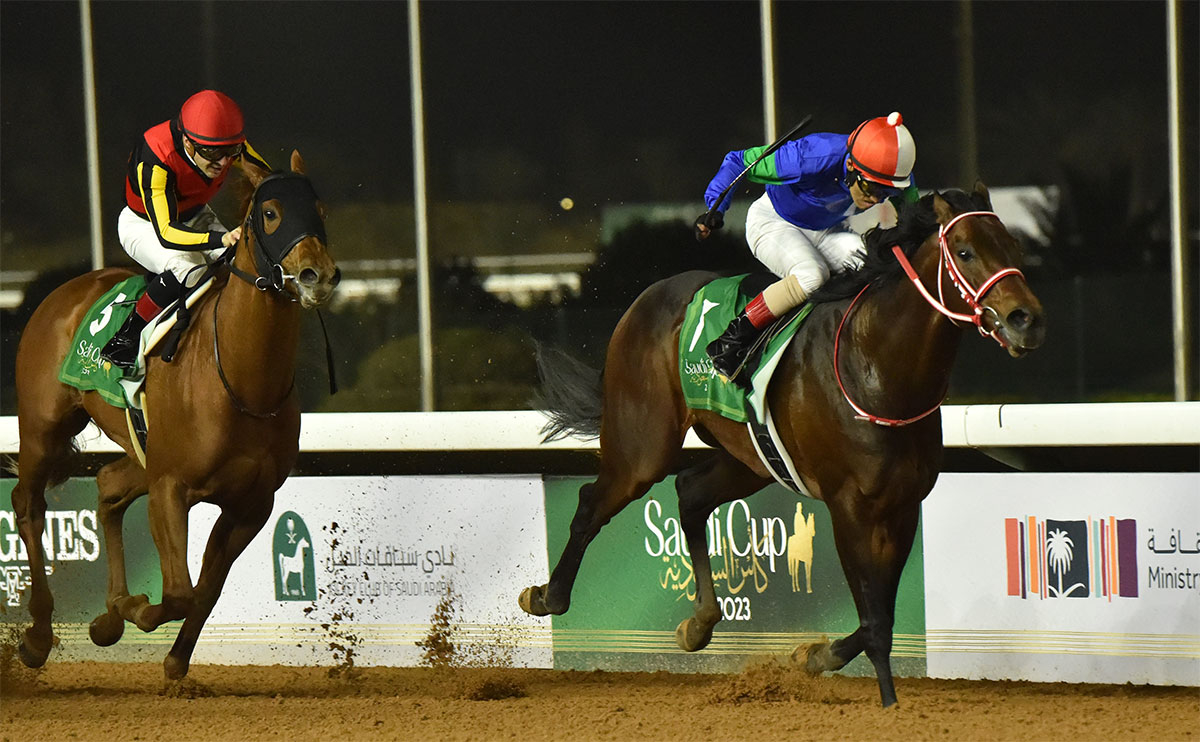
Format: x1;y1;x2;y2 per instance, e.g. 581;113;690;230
922;472;1200;686
6;470;1194;685
2;476;552;669
542;476;926;675
188;475;552;668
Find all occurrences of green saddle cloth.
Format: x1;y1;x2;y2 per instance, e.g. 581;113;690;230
57;275;147;408
679;274;813;423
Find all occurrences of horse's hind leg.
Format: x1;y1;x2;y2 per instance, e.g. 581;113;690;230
521;283;693;617
674;451;770;652
163;497;273;679
521;406;685;616
520;464;660;616
10;409;89;667
88;456;149;647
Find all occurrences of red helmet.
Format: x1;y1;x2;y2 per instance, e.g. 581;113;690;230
179;90;245;146
847;111;916;188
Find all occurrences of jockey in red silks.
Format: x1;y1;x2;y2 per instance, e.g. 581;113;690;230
100;89;271;370
695;112;920;387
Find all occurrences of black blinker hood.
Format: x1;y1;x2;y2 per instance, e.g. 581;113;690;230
250;172;327;266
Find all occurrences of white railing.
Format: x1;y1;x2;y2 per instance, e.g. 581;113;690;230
1;402;1197;455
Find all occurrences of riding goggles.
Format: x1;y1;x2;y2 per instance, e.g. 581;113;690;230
192;141;243;162
850;170;900;201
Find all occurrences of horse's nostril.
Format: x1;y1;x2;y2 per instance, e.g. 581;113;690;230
299;268;318;285
331;267;342;287
1006;308;1030;331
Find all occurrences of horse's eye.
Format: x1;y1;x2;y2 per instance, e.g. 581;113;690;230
264;209;277;220
956;248;974;261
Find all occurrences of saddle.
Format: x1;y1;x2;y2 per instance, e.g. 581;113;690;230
58;272;217;465
678;273;814;495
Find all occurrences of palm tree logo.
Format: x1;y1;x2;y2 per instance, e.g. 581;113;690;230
1046;529;1086;597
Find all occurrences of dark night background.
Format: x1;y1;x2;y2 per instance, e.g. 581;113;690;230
1;1;1197;411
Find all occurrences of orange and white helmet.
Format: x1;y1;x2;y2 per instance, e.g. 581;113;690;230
179;90;245;146
847;111;915;188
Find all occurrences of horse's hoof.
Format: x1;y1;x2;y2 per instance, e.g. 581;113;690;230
674;617;714;652
89;610;126;647
163;653;190;680
17;640;47;668
17;627;53;668
518;586;550;616
796;642;836;675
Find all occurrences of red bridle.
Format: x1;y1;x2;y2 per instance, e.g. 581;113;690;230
834;210;1026;427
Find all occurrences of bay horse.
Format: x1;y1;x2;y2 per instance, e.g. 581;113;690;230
10;150;339;680
521;184;1045;707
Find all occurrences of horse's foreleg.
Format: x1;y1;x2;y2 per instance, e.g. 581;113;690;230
89;456;148;647
674;452;769;652
125;478;194;631
164;498;273;680
816;498;920;708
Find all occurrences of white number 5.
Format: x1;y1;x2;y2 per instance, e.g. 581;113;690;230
89;292;127;336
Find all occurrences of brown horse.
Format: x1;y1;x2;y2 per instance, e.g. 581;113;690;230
521;184;1045;707
10;150;339;680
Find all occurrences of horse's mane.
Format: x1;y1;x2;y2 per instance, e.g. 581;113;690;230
808;188;988;304
231;168;258;219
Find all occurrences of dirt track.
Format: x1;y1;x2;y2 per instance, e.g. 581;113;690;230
2;659;1197;742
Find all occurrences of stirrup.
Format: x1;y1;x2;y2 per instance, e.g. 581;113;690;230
711;329;774;388
100;334;139;370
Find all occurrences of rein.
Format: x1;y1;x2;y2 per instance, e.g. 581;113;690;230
211;287;295;419
834;210;1025;427
213;171;339;413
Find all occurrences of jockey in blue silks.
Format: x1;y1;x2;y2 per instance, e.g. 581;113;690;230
695;112;920;386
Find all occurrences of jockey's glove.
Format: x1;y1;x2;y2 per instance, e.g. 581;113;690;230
694;210;724;242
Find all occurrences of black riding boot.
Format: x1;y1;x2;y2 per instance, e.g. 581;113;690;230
99;310;148;371
706;309;765;387
99;271;181;371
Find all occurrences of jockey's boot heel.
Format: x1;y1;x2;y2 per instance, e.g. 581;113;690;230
706;310;764;388
99;272;181;371
99;311;148;371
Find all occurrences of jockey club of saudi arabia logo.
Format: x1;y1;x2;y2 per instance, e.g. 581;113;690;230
273;511;316;601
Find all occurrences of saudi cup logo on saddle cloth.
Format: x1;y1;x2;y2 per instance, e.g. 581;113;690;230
684;298;722;386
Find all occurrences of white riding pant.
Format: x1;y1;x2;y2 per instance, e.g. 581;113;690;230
118;206;228;288
745;194;867;296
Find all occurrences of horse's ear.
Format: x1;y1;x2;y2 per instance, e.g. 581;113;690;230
290;150;306;175
932;192;955;224
973;180;993;209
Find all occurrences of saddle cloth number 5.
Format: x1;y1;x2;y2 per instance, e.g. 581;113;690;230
90;292;128;337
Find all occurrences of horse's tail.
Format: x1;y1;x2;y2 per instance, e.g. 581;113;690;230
533;342;603;443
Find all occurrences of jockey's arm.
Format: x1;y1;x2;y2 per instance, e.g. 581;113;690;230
135;163;225;252
703;149;752;213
